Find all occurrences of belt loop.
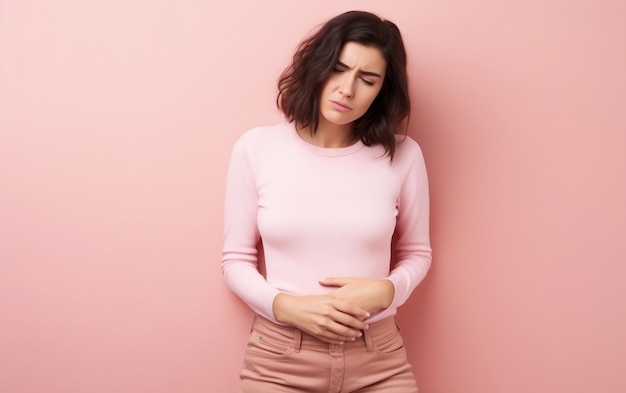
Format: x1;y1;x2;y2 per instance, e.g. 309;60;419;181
293;328;302;353
363;327;374;352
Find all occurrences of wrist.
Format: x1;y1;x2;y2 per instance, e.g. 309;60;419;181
272;293;290;323
379;279;395;309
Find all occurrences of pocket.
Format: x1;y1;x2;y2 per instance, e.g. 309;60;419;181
374;326;407;358
244;328;293;359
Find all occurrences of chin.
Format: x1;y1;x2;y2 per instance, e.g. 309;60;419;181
321;113;357;126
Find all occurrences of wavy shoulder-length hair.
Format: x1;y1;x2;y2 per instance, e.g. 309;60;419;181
277;10;410;160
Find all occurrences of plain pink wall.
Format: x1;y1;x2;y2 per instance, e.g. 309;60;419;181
1;0;625;392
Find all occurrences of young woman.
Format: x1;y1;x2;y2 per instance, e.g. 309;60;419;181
222;10;431;392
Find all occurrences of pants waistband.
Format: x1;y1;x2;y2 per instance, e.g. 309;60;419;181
251;314;399;353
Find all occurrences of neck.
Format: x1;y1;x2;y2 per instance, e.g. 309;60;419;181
297;120;356;148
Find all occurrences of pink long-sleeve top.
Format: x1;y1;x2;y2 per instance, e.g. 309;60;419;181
221;122;432;324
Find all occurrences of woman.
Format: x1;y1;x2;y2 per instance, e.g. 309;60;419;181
222;10;431;392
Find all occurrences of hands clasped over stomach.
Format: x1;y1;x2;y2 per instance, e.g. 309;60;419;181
272;277;394;345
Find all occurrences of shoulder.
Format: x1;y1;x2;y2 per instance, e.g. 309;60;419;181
236;123;290;144
230;122;296;166
394;134;425;164
232;122;292;153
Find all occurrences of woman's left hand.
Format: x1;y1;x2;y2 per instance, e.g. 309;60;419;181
319;277;395;314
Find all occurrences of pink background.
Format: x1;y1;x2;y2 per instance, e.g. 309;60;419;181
1;0;625;392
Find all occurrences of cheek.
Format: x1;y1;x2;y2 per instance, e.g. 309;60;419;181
361;89;381;109
320;81;336;101
322;75;340;91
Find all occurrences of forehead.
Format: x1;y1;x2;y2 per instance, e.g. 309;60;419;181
338;42;386;72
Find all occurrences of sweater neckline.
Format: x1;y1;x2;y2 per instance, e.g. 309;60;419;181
287;122;365;157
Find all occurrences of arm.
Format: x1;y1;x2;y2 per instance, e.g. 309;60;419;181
386;145;432;309
221;133;280;321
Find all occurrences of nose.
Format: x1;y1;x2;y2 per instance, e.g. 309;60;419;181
338;75;354;98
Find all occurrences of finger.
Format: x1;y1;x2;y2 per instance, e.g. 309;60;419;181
310;333;348;345
318;277;347;287
309;310;364;340
330;311;368;334
316;319;363;342
332;300;371;321
316;328;357;344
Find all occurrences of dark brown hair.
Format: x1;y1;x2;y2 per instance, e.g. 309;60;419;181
277;10;410;160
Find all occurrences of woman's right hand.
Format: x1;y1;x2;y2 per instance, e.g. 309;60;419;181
272;293;370;345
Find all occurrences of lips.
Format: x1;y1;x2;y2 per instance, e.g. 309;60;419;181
329;100;352;112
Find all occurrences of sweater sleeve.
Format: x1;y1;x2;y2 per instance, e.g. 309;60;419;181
386;144;432;309
221;133;280;321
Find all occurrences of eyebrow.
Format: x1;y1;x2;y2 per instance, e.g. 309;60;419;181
337;61;382;78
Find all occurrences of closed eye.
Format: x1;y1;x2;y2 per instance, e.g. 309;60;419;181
333;61;379;86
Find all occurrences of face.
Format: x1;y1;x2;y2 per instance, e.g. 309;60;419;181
318;41;386;129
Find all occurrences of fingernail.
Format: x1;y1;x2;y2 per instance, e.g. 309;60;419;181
365;312;371;318
364;324;369;331
358;332;363;337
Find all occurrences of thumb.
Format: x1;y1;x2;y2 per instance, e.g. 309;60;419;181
319;277;349;287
